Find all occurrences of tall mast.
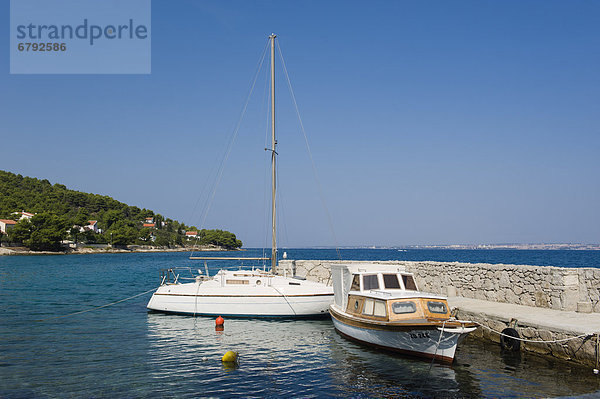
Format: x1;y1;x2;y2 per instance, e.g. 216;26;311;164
269;33;277;271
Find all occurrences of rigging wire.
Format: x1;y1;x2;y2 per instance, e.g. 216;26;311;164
190;38;270;258
187;139;224;252
276;40;342;260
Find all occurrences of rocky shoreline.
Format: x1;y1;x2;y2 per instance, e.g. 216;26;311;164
0;245;234;256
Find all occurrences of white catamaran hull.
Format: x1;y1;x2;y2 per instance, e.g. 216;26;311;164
330;306;475;363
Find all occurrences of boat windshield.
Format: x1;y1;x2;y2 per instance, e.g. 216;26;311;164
402;274;417;290
363;274;379;290
383;274;401;289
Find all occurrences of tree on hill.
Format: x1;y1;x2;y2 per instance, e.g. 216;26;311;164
107;220;138;247
7;212;69;251
198;229;242;250
102;209;124;231
8;219;32;244
27;213;69;251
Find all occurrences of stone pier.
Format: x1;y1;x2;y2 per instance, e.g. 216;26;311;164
278;259;600;367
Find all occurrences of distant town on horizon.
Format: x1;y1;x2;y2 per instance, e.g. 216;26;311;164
307;243;600;250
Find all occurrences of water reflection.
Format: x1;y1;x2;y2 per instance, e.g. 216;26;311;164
328;328;481;398
146;314;478;397
455;338;600;398
145;314;335;397
146;314;600;398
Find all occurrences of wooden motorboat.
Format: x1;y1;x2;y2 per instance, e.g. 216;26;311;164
329;264;477;363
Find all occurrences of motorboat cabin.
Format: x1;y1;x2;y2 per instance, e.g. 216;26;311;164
345;270;453;323
329;264;477;363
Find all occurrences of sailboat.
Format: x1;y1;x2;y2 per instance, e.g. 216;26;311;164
147;34;334;317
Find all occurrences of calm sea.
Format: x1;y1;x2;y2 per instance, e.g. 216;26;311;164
1;249;600;398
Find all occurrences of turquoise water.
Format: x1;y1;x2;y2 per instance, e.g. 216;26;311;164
1;250;600;398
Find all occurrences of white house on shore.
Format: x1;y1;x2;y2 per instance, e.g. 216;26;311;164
82;220;100;233
0;219;17;234
11;211;35;221
185;231;198;240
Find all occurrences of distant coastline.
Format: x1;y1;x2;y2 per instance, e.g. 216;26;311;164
302;243;600;251
395;243;600;250
0;245;238;256
3;243;598;256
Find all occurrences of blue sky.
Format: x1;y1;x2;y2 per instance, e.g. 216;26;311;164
1;0;599;247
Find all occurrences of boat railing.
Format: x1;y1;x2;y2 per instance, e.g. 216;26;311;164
159;267;210;285
370;290;393;296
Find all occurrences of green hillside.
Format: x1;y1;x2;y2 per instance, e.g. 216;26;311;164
0;170;242;251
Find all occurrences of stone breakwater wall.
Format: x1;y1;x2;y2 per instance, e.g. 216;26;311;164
454;308;598;366
407;261;600;314
278;259;600;313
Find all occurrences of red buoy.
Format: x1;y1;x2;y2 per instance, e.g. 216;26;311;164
215;316;224;326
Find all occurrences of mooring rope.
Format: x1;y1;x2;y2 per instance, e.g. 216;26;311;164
419;320;449;391
429;320;448;367
36;287;157;322
478;323;592;343
271;284;297;316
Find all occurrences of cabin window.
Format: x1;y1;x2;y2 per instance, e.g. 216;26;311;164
383;274;401;289
363;274;379;290
226;279;249;285
402;275;417;290
363;298;374;315
392;301;417;314
373;300;387;317
351;274;361;291
427;301;448;314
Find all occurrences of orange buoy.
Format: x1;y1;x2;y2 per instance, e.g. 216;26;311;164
216;316;224;326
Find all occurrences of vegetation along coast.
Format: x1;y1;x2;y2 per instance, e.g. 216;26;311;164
0;170;242;255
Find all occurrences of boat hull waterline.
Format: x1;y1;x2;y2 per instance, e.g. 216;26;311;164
329;305;475;363
147;272;334;318
148;291;333;317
